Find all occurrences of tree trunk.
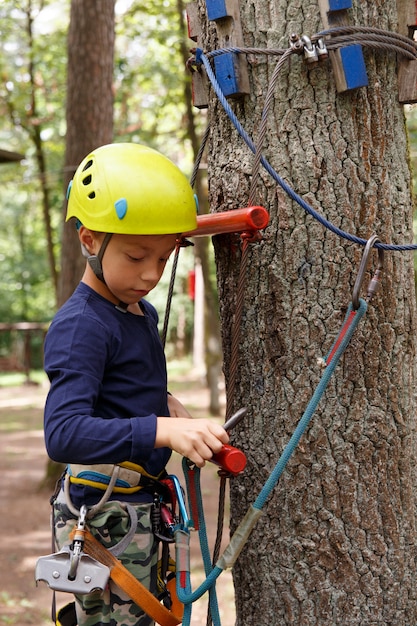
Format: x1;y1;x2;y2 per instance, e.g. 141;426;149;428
200;0;417;623
46;0;115;490
57;0;115;307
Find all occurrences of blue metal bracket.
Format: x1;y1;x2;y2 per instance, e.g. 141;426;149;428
318;0;368;92
206;0;228;21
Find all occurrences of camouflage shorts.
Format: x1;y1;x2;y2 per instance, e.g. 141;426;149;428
54;497;158;626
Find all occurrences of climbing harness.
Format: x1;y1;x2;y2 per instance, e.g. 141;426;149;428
36;409;250;625
37;477;186;625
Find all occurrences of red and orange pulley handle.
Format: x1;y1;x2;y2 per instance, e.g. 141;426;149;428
183;206;269;238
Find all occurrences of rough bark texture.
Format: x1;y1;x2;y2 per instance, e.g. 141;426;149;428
200;0;417;623
58;0;115;307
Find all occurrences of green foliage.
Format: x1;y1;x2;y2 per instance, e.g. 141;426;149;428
0;0;68;320
0;170;56;321
114;0;195;169
0;0;202;365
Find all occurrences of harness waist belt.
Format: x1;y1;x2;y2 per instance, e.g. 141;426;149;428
67;462;163;494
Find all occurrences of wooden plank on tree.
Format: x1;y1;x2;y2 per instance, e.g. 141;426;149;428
397;0;417;103
318;0;368;92
186;2;209;109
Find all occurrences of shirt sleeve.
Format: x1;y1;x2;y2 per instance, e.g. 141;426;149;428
43;312;158;465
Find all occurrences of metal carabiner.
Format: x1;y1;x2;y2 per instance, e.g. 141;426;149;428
352;234;384;310
68;504;88;580
166;474;190;527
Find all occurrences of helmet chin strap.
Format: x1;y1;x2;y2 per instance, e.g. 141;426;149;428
86;232;112;282
85;233;129;313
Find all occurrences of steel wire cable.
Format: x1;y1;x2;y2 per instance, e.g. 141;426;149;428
199;31;417;251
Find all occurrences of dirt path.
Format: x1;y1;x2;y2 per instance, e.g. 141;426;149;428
0;379;235;625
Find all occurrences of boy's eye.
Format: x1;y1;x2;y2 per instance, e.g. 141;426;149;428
127;255;144;262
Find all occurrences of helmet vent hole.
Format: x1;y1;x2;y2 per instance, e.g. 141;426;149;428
88;192;96;199
82;159;93;172
82;174;92;186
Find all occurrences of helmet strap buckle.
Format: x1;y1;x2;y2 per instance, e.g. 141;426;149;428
87;255;105;283
86;232;113;284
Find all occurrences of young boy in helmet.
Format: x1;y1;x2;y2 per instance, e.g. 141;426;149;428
43;143;229;626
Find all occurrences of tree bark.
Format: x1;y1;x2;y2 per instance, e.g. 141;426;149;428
57;0;115;307
200;0;417;623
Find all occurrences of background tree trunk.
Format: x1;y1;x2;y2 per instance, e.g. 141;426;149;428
46;0;115;489
200;0;417;623
57;0;115;307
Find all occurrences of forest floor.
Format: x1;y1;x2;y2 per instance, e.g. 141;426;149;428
0;369;235;626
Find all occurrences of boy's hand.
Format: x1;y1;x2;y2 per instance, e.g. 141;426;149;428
155;417;229;468
167;394;193;418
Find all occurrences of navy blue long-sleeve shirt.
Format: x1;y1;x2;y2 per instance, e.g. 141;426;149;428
44;282;171;505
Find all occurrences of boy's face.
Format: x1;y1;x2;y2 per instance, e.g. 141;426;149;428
82;230;178;306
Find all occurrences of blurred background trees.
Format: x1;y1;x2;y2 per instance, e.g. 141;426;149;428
0;0;220;398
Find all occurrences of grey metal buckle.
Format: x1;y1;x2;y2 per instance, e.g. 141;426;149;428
35;545;110;595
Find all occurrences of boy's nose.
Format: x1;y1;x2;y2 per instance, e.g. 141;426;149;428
140;261;161;285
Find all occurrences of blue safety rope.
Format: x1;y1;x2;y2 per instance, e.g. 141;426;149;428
175;298;367;625
253;298;366;510
182;460;221;624
197;48;417;252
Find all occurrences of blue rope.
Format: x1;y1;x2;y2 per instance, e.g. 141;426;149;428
177;564;223;605
198;49;417;252
175;300;367;625
253;298;367;510
181;460;221;625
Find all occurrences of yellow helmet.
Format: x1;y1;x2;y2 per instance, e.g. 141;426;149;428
66;143;197;234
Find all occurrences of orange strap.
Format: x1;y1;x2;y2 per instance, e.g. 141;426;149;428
70;528;182;626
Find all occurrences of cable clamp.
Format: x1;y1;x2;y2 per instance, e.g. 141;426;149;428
290;34;328;65
315;37;329;61
301;35;319;64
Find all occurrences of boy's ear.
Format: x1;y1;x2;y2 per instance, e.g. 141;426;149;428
78;226;96;255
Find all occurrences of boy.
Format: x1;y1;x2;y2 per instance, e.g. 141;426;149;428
43;142;229;625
